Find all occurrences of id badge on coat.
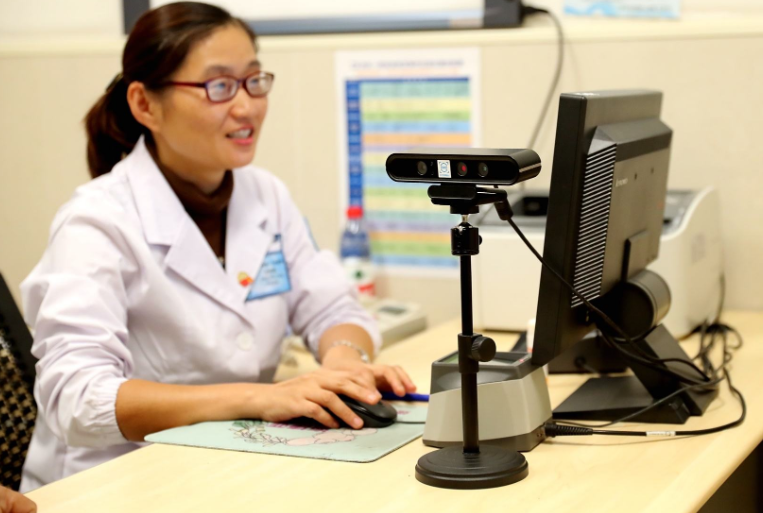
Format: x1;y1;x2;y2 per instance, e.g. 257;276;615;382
244;234;292;301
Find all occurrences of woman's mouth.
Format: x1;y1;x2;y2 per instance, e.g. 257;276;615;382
226;128;254;145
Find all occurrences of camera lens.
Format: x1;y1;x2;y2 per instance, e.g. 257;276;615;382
478;162;489;177
417;161;428;176
457;162;468;177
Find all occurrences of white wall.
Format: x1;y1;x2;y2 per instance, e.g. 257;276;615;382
0;0;122;37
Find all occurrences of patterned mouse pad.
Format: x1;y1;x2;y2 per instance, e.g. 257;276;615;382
145;405;427;463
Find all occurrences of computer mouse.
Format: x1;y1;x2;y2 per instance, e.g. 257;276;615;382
338;394;397;428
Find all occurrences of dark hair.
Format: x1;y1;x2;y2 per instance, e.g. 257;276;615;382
85;2;256;178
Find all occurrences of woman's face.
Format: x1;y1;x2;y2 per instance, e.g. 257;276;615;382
152;24;267;177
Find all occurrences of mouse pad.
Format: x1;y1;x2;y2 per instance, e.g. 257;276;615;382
145;405;427;463
391;403;428;424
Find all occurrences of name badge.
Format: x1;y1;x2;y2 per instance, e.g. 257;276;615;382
245;234;292;301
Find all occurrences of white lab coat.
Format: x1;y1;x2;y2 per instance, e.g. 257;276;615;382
19;136;380;492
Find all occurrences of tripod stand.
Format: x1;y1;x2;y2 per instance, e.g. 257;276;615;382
415;184;529;489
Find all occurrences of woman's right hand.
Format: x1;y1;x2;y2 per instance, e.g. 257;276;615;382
247;369;382;429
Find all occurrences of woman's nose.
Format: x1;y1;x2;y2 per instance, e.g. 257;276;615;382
230;86;265;119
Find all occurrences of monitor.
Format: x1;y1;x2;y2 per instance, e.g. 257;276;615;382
530;90;716;423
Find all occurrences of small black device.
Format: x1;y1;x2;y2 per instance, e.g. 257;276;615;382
386;148;541;186
531;90;717;423
338;395;398;428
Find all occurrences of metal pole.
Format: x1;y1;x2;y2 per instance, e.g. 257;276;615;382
460;255;473;335
459;253;480;453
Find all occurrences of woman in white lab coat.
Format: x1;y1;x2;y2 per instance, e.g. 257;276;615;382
19;2;416;492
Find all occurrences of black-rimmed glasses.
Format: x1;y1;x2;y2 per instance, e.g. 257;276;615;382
163;71;275;103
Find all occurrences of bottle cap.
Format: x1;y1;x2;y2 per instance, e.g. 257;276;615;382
347;205;364;219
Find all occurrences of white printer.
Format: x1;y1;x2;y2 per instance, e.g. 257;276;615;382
473;187;723;339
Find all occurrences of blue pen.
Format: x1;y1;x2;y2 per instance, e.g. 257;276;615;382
381;392;429;402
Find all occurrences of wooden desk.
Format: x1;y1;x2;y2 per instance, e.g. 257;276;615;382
27;311;763;513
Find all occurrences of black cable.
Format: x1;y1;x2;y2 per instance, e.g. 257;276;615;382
694;322;743;365
545;424;649;437
502;213;712;386
599;328;710;384
556;316;742;430
504;209;709;381
714;274;726;325
673;370;745;436
547;315;746;437
473;6;565;225
545;368;746;438
553;375;725;429
522;6;565;150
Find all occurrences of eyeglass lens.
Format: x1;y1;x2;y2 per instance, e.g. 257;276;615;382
206;73;273;102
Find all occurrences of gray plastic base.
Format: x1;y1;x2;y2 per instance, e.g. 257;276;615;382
423;359;552;449
424;424;547;452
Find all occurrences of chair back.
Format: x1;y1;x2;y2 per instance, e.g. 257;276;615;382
0;273;37;491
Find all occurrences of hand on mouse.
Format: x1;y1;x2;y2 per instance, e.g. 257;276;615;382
321;349;417;399
317;325;417;398
248;369;381;429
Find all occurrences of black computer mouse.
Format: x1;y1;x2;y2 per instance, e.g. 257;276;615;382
338;394;397;428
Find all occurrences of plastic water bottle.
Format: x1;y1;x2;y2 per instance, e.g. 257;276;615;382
340;205;376;301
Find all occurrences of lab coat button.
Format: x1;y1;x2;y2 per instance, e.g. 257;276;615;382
236;332;254;351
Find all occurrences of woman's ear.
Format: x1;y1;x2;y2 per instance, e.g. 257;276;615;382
126;82;162;133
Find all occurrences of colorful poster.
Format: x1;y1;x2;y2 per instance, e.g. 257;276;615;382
336;48;481;273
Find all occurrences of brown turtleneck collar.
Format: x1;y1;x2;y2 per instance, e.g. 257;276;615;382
146;138;233;266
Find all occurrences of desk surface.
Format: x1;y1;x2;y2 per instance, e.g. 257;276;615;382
27;311;763;513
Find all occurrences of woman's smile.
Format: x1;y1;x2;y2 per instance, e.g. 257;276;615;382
226;126;255;146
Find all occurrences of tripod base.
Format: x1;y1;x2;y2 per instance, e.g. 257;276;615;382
415;445;529;489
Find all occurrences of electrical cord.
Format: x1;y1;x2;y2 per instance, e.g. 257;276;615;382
714;274;726;324
473;5;565;225
598;328;710;385
550;375;725;429
546;368;746;438
555;332;736;429
694;319;742;380
488;201;746;438
522;6;565;151
548;311;745;436
499;206;713;386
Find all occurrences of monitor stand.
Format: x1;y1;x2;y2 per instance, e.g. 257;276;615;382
554;375;692;423
552;324;718;424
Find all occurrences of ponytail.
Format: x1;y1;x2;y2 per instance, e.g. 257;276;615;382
83;2;256;178
85;75;145;178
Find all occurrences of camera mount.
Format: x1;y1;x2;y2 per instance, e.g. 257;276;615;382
414;184;529;489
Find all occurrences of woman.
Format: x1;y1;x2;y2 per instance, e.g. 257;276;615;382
20;2;415;492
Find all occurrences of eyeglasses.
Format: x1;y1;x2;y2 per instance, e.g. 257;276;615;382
163;71;275;103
